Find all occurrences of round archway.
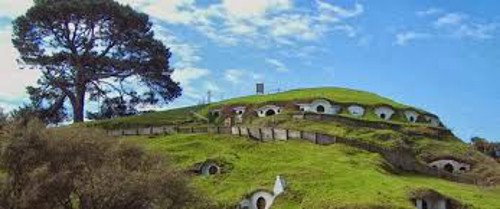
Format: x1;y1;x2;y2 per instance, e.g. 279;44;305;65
380;113;386;119
265;109;276;116
256;197;266;209
443;163;454;173
316;105;325;113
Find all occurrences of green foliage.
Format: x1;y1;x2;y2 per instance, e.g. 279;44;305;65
126;134;500;209
12;0;181;122
86;96;139;120
0;121;213;209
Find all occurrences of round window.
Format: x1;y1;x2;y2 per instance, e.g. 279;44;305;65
208;165;218;175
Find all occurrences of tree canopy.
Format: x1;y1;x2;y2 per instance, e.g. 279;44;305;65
12;0;182;123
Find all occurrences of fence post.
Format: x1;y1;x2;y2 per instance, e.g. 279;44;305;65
285;129;289;140
314;133;318;144
191;127;194;133
238;126;242;136
150;127;153;135
271;128;275;140
258;128;263;141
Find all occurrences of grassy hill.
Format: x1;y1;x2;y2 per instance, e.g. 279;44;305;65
124;134;500;209
89;104;208;130
90;87;434;129
206;87;411;108
91;87;500;208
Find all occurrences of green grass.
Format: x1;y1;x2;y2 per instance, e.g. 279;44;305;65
208;87;411;109
89;87;435;129
124;134;500;209
88;105;208;129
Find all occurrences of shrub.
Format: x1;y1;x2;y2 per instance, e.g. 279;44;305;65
0;120;214;209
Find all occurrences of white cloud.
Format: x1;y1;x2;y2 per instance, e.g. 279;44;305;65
394;31;430;46
317;1;364;20
132;0;363;46
416;8;442;17
433;12;497;40
224;69;244;84
0;0;32;18
265;58;288;72
221;0;291;17
224;69;263;84
153;25;201;68
456;23;497;40
0;26;40;104
172;67;210;98
399;10;499;44
434;13;465;27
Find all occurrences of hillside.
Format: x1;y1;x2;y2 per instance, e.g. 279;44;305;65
91;87;433;129
124;134;500;209
93;87;500;208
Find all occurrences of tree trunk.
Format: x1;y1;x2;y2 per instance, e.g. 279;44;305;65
73;85;86;123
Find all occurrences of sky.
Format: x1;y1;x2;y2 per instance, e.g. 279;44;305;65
0;0;499;142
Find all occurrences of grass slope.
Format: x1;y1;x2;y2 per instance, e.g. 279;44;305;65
125;134;500;209
89;105;207;129
208;87;410;108
90;87;431;129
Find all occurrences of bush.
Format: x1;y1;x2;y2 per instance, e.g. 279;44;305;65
0;120;214;209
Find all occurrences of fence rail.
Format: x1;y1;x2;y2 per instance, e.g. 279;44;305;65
107;125;479;185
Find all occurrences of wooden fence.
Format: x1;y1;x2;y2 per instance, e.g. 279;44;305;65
107;125;479;185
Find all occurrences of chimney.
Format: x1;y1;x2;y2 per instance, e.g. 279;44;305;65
256;83;264;95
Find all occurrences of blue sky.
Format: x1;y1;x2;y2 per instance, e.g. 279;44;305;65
0;0;499;142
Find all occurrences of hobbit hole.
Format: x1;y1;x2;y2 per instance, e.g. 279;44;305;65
256;105;282;117
347;105;365;117
199;162;221;176
374;106;395;120
234;107;246;116
410;189;463;209
266;109;276;116
428;159;470;173
404;110;420;123
209;98;445;127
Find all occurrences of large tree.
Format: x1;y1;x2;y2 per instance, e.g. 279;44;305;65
12;0;182;122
